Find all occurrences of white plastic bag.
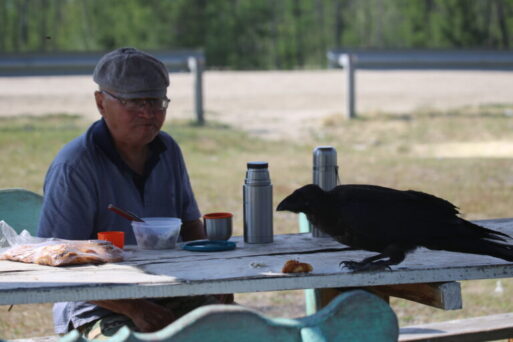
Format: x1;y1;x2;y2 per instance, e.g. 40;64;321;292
0;220;47;247
0;220;123;266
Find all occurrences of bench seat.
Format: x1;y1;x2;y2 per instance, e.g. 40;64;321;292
400;312;513;341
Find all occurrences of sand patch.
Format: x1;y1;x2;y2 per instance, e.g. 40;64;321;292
415;141;513;158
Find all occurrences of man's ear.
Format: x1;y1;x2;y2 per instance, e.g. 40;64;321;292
94;91;106;117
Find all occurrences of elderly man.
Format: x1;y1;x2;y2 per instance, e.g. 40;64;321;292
37;47;231;338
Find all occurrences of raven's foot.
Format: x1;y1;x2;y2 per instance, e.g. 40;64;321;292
339;260;392;272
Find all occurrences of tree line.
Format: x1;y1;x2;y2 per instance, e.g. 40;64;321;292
1;0;512;69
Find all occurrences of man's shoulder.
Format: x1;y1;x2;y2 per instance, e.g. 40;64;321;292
54;133;90;163
52;124;99;167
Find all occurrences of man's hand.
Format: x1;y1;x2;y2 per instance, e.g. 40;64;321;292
126;300;176;332
90;299;176;333
181;219;206;241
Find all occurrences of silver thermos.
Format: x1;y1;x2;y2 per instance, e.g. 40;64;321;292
312;146;339;237
243;161;273;243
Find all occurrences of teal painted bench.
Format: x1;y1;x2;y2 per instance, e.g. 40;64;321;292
9;312;513;342
58;290;398;342
0;188;43;236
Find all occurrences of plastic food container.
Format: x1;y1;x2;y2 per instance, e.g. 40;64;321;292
132;217;182;250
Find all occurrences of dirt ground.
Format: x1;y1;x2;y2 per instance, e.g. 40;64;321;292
1;69;512;140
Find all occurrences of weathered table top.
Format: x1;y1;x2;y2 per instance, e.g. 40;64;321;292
1;218;513;305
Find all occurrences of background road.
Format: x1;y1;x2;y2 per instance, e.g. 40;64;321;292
1;70;512;140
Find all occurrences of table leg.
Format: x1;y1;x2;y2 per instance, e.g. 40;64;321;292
311;282;461;313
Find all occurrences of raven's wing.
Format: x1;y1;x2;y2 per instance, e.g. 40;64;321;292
327;184;464;244
338;184;459;215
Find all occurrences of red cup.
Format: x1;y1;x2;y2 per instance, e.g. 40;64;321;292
98;231;125;249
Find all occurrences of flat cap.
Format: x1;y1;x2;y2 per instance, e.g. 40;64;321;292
93;47;169;99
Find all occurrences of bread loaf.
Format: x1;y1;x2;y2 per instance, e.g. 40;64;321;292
0;240;123;266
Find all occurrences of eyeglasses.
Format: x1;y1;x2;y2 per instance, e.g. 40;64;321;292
101;90;170;112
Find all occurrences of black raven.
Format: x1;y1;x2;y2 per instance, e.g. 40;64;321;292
277;184;513;271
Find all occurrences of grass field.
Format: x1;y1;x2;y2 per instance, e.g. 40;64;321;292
1;105;513;338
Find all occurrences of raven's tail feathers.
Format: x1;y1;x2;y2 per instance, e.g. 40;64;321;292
441;238;513;262
463;220;511;242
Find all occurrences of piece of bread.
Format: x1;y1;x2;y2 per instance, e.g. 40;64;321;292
282;259;313;273
0;240;123;266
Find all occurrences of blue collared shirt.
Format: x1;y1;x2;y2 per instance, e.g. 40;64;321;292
37;119;201;333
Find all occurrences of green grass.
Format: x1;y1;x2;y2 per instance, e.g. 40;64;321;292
1;107;513;338
0;114;86;193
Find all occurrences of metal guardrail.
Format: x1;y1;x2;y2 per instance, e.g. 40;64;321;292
327;49;513;118
0;50;205;124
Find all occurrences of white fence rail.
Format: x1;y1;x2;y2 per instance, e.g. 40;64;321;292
0;50;205;124
327;50;513;119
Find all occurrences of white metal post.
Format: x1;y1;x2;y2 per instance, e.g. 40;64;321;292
339;53;356;119
188;56;205;125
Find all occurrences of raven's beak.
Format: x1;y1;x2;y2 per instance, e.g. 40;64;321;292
276;194;302;213
276;198;288;211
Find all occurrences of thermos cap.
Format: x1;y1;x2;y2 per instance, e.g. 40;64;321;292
245;161;271;184
313;146;337;167
247;161;268;169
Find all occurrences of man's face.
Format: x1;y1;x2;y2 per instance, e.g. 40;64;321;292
95;90;168;148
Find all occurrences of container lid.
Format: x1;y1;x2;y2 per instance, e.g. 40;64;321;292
313;146;337;167
247;161;268;169
182;240;236;252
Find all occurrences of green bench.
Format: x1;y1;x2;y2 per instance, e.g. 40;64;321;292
59;290;398;342
0;188;43;237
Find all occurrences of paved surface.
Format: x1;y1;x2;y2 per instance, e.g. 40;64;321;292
1;70;512;139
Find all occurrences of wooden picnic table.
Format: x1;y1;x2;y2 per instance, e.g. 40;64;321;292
1;218;513;307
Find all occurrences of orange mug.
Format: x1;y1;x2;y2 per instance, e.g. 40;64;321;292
97;231;125;249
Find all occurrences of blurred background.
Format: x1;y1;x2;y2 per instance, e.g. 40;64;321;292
1;0;513;67
1;0;513;339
